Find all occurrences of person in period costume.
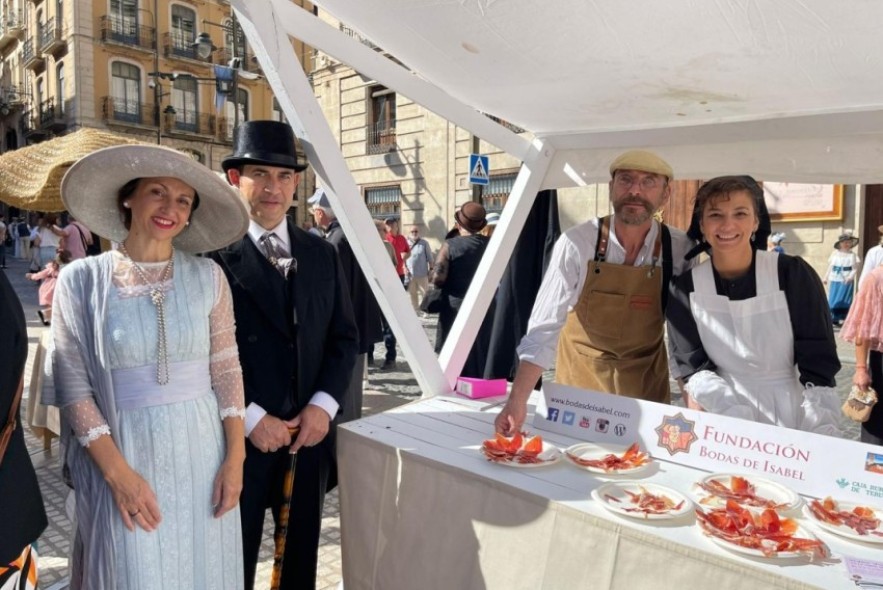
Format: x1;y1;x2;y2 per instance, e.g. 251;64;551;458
496;150;694;435
666;176;842;434
210;121;359;590
767;231;785;254
0;270;48;588
824;232;861;326
431;201;496;377
841;265;883;444
858;225;883;289
47;144;250;589
309;188;382;422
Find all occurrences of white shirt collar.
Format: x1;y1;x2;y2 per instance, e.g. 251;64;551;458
247;218;290;255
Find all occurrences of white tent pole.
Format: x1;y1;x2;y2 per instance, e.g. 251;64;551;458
440;139;554;385
233;0;450;397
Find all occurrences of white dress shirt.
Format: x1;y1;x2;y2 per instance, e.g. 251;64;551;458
516;216;695;370
244;218;339;435
859;244;883;289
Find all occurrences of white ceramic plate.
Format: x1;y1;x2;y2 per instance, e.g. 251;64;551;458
592;481;692;520
700;521;825;560
564;442;652;475
479;440;562;469
803;499;883;544
693;473;801;511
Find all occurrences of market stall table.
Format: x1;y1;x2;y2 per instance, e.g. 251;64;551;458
338;395;880;590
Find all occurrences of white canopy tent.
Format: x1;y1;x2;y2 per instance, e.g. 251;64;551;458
232;0;883;397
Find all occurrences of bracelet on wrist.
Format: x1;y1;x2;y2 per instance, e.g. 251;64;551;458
856;365;868;370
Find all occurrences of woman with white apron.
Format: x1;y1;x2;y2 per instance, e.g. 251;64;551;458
666;176;843;435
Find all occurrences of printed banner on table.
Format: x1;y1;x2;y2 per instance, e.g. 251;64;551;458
534;382;883;502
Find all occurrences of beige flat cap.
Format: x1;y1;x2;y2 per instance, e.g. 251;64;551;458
609;150;673;179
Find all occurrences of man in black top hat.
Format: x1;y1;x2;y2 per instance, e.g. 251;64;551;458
209;120;358;589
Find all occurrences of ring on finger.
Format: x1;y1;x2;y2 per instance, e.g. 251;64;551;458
129;509;140;517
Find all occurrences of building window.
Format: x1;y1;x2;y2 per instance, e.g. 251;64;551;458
481;172;517;213
368;85;396;154
172;75;197;131
271;97;286;123
364;185;401;219
170;5;196;55
109;0;139;44
110;61;141;122
224;88;249;140
223;17;247;61
180;148;204;163
56;63;64;114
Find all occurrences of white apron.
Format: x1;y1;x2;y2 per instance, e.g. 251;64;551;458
689;251;804;428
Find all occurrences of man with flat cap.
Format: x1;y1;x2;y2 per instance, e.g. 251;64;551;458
210;120;359;589
496;150;695;435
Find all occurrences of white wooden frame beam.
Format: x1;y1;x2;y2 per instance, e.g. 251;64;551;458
234;0;546;394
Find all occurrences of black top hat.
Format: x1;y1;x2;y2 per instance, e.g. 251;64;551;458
222;120;307;172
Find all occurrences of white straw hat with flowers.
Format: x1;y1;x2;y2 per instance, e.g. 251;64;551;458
61;144;248;253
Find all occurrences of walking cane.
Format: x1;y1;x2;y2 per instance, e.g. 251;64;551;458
270;427;300;590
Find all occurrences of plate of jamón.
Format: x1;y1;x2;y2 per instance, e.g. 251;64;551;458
480;432;561;468
592;482;692;520
804;497;883;544
696;499;829;560
694;473;800;511
564;442;652;474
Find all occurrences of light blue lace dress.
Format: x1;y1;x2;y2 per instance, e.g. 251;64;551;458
51;251;245;590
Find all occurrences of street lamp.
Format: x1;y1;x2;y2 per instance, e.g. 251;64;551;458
194;14;241;136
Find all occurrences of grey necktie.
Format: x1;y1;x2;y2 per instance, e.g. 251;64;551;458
260;232;296;278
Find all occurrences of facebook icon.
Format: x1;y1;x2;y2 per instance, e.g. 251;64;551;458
547;408;560;422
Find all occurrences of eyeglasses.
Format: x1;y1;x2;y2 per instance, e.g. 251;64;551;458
410;230;419;234
614;173;664;191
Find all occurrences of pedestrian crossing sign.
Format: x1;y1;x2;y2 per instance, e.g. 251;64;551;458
469;154;490;185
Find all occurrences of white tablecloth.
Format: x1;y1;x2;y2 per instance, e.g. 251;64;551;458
338;395;878;590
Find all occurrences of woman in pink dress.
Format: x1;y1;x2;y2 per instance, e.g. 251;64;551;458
25;250;71;325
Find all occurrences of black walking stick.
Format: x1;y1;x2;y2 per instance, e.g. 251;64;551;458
270;427;300;590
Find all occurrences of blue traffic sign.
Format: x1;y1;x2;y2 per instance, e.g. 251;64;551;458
469;153;489;185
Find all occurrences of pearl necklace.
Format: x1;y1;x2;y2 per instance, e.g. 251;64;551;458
119;242;175;385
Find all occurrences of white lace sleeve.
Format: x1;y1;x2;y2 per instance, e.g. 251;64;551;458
52;272;112;447
63;399;112;447
210;262;245;420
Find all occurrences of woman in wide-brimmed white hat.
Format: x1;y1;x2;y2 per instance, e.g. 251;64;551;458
46;145;249;589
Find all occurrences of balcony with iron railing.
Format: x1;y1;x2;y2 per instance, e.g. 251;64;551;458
38;97;66;131
339;23;379;50
39;18;65;56
216;115;234;143
0;10;24;50
0;84;27;107
102;96;156;128
22;37;44;71
20;109;48;140
366;120;396;154
99;14;154;52
164;110;215;136
163;32;211;63
213;46;260;72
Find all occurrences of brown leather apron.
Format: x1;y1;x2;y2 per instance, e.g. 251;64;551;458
555;216;671;403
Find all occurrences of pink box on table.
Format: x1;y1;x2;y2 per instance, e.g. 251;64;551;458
455;377;507;399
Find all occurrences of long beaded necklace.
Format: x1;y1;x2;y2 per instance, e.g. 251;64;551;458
118;242;175;385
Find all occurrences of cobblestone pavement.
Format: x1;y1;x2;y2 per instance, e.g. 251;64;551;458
4;253;858;589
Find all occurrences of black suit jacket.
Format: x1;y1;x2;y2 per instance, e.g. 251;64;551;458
0;272;47;564
324;220;382;354
209;220;359;420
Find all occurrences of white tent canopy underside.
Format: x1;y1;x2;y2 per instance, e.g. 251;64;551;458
233;0;883;397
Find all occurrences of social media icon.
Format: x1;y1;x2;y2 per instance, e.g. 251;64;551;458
563;411;575;426
579;416;591;428
547;408;559;422
596;418;609;433
614;423;626;436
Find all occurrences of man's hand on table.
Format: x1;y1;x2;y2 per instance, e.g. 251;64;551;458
495;399;527;435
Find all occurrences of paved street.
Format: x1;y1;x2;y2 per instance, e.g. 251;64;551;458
4;252;859;589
